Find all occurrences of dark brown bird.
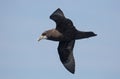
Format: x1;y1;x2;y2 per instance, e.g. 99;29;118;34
38;8;97;74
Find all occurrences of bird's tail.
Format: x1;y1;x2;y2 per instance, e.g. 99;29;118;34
75;31;97;40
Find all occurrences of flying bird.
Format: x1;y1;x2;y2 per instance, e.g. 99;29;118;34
38;8;97;74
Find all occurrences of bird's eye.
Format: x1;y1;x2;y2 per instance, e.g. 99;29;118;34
42;33;46;36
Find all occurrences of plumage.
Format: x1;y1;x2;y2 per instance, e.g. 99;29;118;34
58;40;75;73
38;8;97;74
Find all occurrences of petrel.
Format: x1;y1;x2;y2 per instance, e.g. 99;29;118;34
38;8;97;74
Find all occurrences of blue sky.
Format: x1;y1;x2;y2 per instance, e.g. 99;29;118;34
0;0;120;79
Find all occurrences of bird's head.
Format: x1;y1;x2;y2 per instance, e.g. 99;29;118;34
38;31;48;41
38;29;63;41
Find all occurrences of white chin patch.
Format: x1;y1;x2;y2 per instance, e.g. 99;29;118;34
38;35;47;41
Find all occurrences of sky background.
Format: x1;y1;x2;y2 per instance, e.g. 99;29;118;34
0;0;120;79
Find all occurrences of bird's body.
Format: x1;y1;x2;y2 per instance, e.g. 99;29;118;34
38;8;97;74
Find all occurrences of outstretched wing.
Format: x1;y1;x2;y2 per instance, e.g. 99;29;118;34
50;8;76;40
50;8;75;27
50;8;65;22
57;40;75;74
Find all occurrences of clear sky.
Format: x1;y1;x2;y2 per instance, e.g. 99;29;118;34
0;0;120;79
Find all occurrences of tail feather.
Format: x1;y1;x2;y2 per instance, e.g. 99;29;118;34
75;31;97;39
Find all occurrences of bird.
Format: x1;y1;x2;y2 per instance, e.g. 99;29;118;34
38;8;97;74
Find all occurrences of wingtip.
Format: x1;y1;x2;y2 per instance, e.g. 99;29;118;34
70;69;75;74
65;66;75;74
62;57;75;74
50;8;65;20
57;8;61;10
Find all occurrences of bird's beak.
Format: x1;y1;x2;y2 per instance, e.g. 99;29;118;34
38;35;47;41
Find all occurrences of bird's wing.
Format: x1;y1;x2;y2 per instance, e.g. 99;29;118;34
50;8;75;30
57;40;75;74
50;8;65;21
